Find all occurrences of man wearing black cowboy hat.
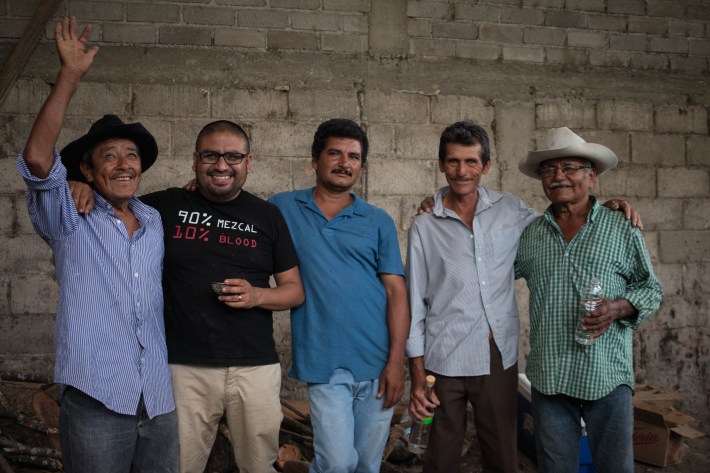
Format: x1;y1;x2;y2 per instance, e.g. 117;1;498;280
16;17;178;473
515;127;662;473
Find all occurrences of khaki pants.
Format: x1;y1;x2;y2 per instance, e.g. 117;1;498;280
169;363;282;473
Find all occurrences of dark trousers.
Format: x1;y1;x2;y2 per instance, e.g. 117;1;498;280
423;342;518;473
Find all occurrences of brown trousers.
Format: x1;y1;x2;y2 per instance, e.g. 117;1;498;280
423;342;518;473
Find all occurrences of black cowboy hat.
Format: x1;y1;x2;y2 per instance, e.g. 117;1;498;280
60;114;158;182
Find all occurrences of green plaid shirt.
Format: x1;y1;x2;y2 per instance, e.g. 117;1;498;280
515;198;662;400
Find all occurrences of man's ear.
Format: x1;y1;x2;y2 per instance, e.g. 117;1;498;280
79;162;94;182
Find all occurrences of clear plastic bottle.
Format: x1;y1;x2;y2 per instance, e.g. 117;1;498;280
408;375;436;454
575;277;603;346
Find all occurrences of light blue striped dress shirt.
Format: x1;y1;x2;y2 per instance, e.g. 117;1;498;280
17;151;174;418
406;186;538;376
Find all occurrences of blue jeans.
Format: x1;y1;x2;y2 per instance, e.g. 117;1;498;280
532;384;634;473
308;369;393;473
59;387;179;473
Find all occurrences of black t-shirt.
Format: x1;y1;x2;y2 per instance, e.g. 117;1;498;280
141;188;299;366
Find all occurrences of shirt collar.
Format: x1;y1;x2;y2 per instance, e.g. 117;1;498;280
297;186;367;217
432;186;501;218
543;195;600;224
93;191;155;222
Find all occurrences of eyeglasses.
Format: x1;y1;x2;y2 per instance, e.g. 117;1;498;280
538;164;591;178
196;150;247;165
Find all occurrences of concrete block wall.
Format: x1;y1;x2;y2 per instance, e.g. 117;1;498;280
1;1;708;420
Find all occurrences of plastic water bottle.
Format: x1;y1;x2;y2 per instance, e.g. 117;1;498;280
408;375;436;454
575;277;603;346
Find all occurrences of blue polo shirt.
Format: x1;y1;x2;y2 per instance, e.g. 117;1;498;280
269;188;404;383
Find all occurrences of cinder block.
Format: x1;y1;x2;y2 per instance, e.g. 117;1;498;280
589;50;631;67
0;79;50;115
408;18;431;37
479;24;524;43
630;52;669;70
411;38;456;57
243;156;292;197
545;47;588;66
687;135;710;166
184;6;236;26
367;158;435;196
523;0;564;7
366;90;429;124
524;27;565;46
647;0;684;19
291;11;342;31
432;20;478;40
1;235;54;276
656;106;708;134
496;103;536;196
366;123;395;159
454;4;499;22
682;262;710;296
393;124;444;160
15;196;39;236
321;33;367;52
250;121;315;157
588;15;627;32
324;0;370;13
609;33;647;51
535;101;596;129
621;198;683;230
10;275;58;315
219;0;266;5
502;45;544;63
267;30;317;50
271;0;320;9
214;28;266;48
629;17;668;35
687;4;710;22
67;83;131;117
689;38;710;56
500;7;545;26
598;166;657;198
658;168;709;198
0;18;27;39
407;1;451;20
126;3;181;23
102;23;156;44
684;199;710;230
456;41;500;60
212;88;288;121
429;95;493;128
0;277;8;316
653;264;683;297
568;30;607;48
668;20;706;38
288;89;360;120
239;9;289;28
460;97;495;127
566;0;605;12
659;230;710;263
0;196;14;235
69;1;123;21
607;0;645;15
545;10;586;28
582;130;630;163
343;14;368;33
0;155;29;195
670;55;709;74
133;85;209;117
159;26;212;46
630;132;685;166
649;37;688;54
0;314;54;353
7;0;38;16
597;101;653;131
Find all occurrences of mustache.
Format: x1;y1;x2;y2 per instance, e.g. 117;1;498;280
112;170;137;178
332;167;352;177
549;181;572;188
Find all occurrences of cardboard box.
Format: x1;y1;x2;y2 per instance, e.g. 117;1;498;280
633;385;705;467
517;374;595;473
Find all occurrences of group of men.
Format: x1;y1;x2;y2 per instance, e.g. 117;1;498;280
18;17;661;473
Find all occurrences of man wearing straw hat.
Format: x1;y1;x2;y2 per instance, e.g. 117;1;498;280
516;127;662;473
17;17;177;473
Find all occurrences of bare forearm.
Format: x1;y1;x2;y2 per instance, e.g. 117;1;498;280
253;281;304;311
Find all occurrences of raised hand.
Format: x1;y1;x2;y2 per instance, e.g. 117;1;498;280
55;16;99;77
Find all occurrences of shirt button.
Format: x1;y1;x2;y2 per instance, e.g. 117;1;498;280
134;272;139;278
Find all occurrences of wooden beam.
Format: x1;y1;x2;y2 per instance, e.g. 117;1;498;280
0;0;64;109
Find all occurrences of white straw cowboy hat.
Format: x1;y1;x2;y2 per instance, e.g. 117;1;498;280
519;127;618;179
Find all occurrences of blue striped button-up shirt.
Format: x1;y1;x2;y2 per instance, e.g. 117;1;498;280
406;186;539;376
18;152;174;418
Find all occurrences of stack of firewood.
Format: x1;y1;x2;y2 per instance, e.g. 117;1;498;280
0;379;423;473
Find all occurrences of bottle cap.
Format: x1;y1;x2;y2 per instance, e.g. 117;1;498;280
425;375;436;387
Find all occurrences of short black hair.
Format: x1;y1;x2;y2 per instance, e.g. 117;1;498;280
438;120;490;165
311;119;369;164
195;120;250;153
